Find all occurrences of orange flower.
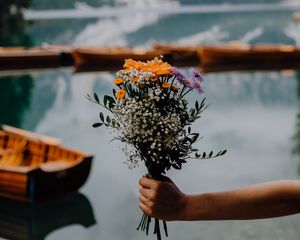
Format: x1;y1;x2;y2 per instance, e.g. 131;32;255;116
123;59;143;70
162;82;170;88
123;58;173;75
150;75;158;82
116;89;126;99
114;78;124;85
142;59;173;75
171;85;179;92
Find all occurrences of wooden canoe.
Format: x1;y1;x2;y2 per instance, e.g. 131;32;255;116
0;193;95;240
0;125;93;202
199;44;300;66
72;47;166;72
0;46;73;70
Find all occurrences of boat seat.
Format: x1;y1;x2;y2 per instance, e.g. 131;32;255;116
40;160;72;172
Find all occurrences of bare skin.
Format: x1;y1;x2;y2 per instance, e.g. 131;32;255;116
139;176;300;221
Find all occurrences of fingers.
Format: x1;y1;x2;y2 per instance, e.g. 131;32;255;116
139;194;148;205
139;187;153;199
139;201;152;216
139;177;161;189
139;194;156;217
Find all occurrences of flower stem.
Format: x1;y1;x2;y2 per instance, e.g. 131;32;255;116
136;214;145;231
146;216;151;235
155;219;162;240
163;220;168;237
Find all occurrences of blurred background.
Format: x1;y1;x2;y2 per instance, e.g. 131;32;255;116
1;0;300;239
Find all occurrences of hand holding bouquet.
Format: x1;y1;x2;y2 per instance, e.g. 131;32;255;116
88;58;226;240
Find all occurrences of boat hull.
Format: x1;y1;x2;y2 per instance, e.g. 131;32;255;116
0;125;93;202
0;47;73;70
153;43;200;66
0;157;92;202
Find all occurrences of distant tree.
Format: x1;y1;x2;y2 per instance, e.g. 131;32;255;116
0;0;32;46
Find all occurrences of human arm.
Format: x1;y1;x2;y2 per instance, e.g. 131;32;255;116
138;177;300;221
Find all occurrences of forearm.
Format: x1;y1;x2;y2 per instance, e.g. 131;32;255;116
181;180;300;221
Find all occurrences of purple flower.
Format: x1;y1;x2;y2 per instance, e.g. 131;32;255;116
190;79;203;94
189;68;204;82
172;67;186;84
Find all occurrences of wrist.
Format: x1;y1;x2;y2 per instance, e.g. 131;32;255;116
178;193;215;221
176;193;192;221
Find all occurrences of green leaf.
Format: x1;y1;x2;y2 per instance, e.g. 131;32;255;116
92;123;103;128
99;112;104;122
188;126;191;134
106;95;115;109
191;133;199;143
195;100;199;110
172;164;182;170
220;150;227;155
209;151;213;158
94;93;100;104
200;98;206;108
202;152;206;158
104;95;108;107
106;116;111;123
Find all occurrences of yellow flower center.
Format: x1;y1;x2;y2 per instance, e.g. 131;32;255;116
150;75;158;82
162;82;170;88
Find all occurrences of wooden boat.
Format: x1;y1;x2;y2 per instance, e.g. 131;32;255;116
0;193;96;240
0;125;93;202
153;43;201;66
0;46;73;71
199;44;300;66
72;47;166;72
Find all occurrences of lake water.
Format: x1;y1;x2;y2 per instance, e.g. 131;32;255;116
1;1;300;239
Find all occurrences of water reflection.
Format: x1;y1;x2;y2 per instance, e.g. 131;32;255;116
293;70;300;174
0;193;96;240
0;75;33;127
0;1;34;128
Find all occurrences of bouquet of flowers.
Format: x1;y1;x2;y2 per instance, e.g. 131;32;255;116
88;58;226;240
